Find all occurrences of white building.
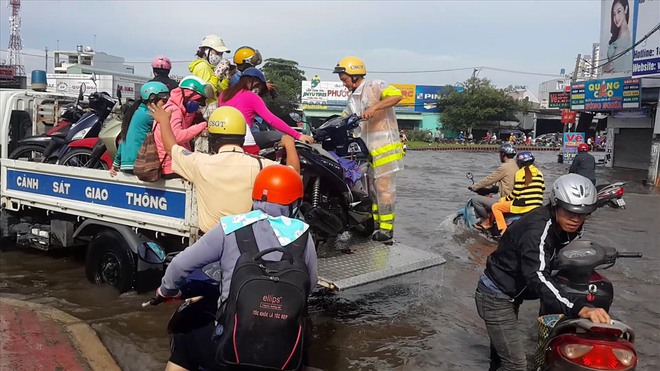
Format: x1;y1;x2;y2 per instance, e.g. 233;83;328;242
538;78;570;109
53;46;135;75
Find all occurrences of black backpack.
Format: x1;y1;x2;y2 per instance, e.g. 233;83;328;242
216;224;311;371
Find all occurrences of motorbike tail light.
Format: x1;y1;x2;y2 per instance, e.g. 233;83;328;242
616;187;624;196
560;343;592;359
554;336;636;370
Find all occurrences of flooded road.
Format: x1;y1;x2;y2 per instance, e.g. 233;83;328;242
1;150;658;370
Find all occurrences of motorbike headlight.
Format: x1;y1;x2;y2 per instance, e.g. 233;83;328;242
71;127;92;141
352;125;362;138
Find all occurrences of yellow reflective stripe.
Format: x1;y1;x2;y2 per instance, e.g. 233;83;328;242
380;222;394;230
372;204;379;212
373;214;380;221
373;152;404;167
380;85;402;99
370;142;403;157
379;213;395;221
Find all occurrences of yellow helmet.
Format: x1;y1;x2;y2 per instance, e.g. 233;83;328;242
233;46;263;66
333;56;366;76
208;106;247;136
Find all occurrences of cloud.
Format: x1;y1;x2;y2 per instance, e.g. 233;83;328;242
1;0;602;90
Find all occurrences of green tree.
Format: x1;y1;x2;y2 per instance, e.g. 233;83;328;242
436;77;521;132
261;58;306;119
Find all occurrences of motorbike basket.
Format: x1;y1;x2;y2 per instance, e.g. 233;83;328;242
533;314;564;370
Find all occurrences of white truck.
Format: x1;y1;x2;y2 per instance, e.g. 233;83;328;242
0;88;445;293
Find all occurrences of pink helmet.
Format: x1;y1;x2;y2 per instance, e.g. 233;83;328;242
151;55;172;70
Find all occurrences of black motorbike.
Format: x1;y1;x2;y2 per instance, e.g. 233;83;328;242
255;114;374;245
10;85;116;164
538;240;641;370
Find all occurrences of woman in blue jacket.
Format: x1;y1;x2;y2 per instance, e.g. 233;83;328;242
110;82;170;175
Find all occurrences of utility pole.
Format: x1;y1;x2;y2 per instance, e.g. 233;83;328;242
571;54;582;82
44;46;48;72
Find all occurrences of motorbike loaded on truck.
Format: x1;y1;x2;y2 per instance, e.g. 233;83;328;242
0;88;445;293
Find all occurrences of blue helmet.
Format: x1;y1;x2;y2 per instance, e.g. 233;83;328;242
240;67;266;83
140;81;169;101
516;151;535;167
499;143;517;158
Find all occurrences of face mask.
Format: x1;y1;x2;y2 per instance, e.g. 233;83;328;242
185;101;199;113
208;53;223;66
251;88;261;95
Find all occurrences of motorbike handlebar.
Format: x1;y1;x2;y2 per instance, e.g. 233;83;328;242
141;295;167;308
617;252;643;258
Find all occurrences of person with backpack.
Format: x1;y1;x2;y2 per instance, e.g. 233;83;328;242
109;81;170;176
157;165;318;371
149;56;179;91
152;76;210;179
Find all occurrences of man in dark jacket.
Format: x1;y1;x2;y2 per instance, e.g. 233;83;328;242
475;174;610;371
569;143;596;185
149;56;179;91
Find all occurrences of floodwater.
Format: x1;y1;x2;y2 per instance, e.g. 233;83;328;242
1;150;658;370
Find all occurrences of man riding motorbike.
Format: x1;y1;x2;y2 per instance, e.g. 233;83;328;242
157;165;318;371
149;56;179;91
333;56;404;242
569;142;596;186
468;143;518;230
475;174;611;371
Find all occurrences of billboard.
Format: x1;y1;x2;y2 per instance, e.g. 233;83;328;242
549;92;571;108
414;85;443;113
570;77;641;110
301;81;443;113
632;0;660;77
599;0;636;78
563;132;586;163
393;84;416;112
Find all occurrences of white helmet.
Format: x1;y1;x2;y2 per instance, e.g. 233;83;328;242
550;174;598;214
199;34;230;53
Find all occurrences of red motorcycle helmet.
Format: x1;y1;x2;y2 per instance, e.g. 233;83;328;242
578;143;589;152
252;165;303;206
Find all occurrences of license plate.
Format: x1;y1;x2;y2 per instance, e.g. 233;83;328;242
616;198;626;207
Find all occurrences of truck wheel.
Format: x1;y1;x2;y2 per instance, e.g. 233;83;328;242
85;230;135;293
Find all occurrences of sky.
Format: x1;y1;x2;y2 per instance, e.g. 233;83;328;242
0;0;603;96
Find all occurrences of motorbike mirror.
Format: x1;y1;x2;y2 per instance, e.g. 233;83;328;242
137;241;166;264
289;112;302;123
466;172;474;184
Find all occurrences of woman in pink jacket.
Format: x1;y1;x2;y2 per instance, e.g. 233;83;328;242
154;76;209;178
218;67;314;154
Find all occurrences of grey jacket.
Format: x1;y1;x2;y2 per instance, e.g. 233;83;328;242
569;152;596;182
159;201;318;300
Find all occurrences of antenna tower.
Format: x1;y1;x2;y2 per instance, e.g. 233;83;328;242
8;0;25;76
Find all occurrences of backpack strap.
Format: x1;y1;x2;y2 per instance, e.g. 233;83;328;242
287;231;309;260
233;225;260;256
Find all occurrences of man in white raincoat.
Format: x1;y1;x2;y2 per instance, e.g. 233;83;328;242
333;56;404;242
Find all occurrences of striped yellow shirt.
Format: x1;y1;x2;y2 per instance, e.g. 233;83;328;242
505;164;545;214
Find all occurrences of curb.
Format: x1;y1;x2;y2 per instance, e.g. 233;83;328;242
0;296;120;371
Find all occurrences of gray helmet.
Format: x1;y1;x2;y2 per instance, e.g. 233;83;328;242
550;174;598;214
499;143;517;158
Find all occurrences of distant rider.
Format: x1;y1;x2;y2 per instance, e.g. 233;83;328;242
491;151;545;236
569;143;596;186
333;56;404;242
468;143;519;230
149;56;179;91
475;174;611;371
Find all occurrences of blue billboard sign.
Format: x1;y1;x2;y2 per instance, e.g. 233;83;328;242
414;85;443;113
570;78;640;111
